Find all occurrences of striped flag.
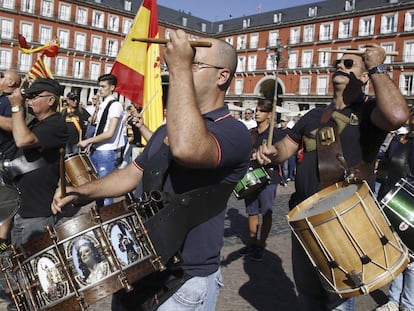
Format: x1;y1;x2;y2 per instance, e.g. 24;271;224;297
110;0;163;134
28;55;54;79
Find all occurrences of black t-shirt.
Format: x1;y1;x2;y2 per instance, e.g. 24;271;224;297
288;98;387;209
61;107;91;145
14;113;68;217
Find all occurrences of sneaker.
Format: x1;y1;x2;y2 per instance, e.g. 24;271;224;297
375;301;399;311
250;247;265;262
239;245;256;256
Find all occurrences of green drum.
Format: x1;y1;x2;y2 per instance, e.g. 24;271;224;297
382;178;414;252
233;167;270;199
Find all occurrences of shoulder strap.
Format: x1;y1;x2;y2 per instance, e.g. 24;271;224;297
95;99;116;136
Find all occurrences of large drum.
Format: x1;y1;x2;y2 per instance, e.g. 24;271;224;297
65;153;98;187
1;201;165;311
233;167;270;199
287;181;409;298
381;178;414;252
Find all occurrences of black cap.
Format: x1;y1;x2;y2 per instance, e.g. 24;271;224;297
24;78;64;96
66;92;78;100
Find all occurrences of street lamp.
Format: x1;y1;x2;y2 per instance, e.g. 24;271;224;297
266;38;283;145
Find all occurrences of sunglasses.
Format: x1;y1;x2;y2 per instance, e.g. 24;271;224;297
333;59;354;69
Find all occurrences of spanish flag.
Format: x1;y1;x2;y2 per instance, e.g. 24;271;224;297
110;0;163;134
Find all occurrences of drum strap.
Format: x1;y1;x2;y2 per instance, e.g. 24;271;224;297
317;105;347;188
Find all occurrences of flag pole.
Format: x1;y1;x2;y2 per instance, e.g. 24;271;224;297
132;38;212;47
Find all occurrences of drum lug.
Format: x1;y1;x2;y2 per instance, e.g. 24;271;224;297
347;270;363;287
45;225;57;241
151;256;166;272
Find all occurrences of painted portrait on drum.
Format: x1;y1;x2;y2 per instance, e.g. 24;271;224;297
71;236;110;285
109;222;144;266
35;254;68;302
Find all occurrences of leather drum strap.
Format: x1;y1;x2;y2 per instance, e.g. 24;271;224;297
316;106;347;189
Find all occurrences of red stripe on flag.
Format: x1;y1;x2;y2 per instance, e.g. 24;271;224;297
112;61;145;104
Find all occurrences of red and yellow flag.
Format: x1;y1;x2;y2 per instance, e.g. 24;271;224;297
28;55;54;79
110;0;163;134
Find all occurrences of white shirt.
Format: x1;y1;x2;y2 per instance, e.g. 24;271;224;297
241;119;257;130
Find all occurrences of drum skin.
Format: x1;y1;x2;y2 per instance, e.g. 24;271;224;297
287;181;409;298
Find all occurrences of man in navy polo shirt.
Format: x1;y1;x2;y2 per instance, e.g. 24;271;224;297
52;29;251;311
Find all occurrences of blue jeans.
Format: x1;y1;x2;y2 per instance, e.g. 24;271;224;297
388;261;414;309
90;149;118;207
157;268;223;311
11;214;57;247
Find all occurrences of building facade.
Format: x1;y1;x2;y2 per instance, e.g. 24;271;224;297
0;0;413;115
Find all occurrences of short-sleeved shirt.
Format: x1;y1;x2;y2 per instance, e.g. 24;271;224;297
0;93;14;155
134;106;251;276
61;107;91;145
14;113;68;217
288;97;387;209
94;95;125;151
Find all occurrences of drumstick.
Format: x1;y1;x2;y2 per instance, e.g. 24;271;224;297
317;49;399;56
131;38;212;47
140;90;159;115
59;148;66;198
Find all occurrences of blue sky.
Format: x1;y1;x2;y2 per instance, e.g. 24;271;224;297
157;0;323;21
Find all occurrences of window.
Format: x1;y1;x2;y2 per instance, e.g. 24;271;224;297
73;59;85;78
122;18;132;35
0;49;12;69
19;52;31;72
106;39;118;57
303;25;314;43
182;17;187;27
317;76;329;95
234;79;243;95
21;0;34;13
218;24;223;32
301;50;313;68
250;33;258;49
273;13;282;23
39;26;52;44
2;0;14;9
247;55;257;71
237;35;247;50
75;33;86;51
338;20;353;39
91;36;102;54
105;64;112;74
59;3;71;21
290;27;300;44
318;50;331;67
399;74;414;96
92;11;104;28
41;0;53;17
243;19;250;28
299;76;311;95
56;57;67;76
268;31;279;47
404;11;414;31
124;0;131;11
108;15;119;32
266;53;278;70
404;41;414;63
225;37;233;45
345;0;355;11
381;13;398;34
1;19;13;39
90;62;101;80
57;29;69;48
308;6;318;17
236;56;246;72
358;16;375;36
201;23;206;32
319;23;333;41
381;42;396;64
20;22;33;42
288;51;298;69
77;7;88;25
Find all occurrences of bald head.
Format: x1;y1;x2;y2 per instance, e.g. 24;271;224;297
0;70;21;93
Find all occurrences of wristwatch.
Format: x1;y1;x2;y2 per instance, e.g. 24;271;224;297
11;106;24;113
368;64;387;77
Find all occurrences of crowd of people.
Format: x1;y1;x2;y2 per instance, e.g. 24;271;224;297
0;31;413;311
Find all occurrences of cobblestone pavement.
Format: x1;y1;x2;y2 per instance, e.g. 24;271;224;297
0;182;392;310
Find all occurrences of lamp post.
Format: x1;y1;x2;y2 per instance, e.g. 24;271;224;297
266;38;283;147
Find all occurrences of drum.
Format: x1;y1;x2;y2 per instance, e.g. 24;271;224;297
381;178;414;252
233;167;270;199
287;181;409;298
65;153;98;187
1;201;165;311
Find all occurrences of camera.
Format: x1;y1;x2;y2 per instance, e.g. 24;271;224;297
127;116;135;126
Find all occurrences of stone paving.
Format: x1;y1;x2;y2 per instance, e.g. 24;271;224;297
0;182;392;310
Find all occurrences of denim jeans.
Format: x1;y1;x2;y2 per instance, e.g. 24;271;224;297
11;214;57;247
90;149;118;207
157;268;223;311
388;261;414;309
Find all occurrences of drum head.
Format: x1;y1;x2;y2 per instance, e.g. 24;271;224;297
0;184;20;225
